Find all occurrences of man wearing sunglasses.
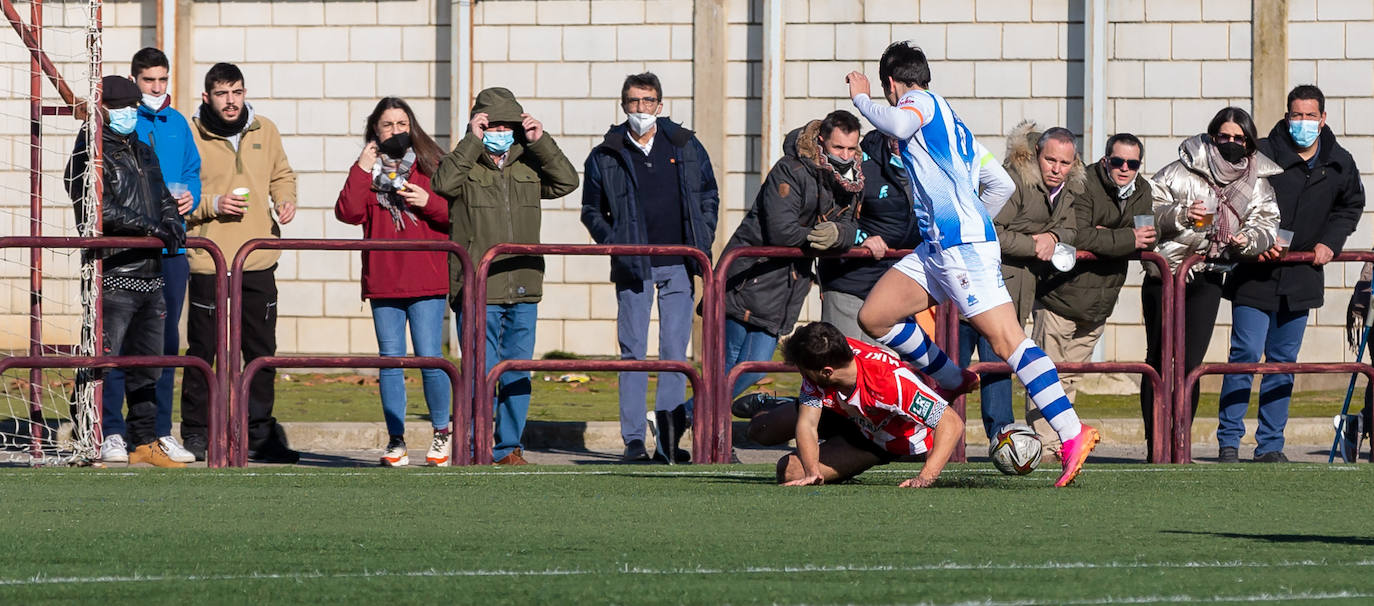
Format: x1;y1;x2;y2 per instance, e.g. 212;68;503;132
1034;133;1157;447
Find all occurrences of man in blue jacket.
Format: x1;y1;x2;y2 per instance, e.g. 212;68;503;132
581;72;719;463
99;47;202;465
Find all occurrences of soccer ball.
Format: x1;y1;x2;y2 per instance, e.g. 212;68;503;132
989;424;1043;476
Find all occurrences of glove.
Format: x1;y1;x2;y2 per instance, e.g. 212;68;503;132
1347;279;1371;351
152;217;185;252
806;221;840;250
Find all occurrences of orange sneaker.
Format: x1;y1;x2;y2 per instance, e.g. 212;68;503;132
934;367;980;403
1054;424;1100;487
128;441;187;468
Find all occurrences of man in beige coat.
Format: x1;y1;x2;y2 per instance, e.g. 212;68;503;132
180;62;299;463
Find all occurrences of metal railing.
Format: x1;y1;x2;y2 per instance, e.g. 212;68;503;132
228;238;475;466
471;243;715;464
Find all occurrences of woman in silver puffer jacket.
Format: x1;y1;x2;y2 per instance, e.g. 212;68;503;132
1139;107;1281;458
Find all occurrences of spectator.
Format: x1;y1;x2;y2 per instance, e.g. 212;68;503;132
1143;106;1280;459
1034;133;1155;431
181;62;299;463
98;47;201;464
432;87;578;466
721;111;861;420
1345;264;1374;460
581;72;719;463
66;75;185;467
1219;85;1365;463
335;97;453;467
967;122;1082;439
816;130;920;347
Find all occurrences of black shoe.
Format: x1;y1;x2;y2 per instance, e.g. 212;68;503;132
1253;450;1288;463
1218;446;1239;463
249;425;300;464
651;406;691;464
622;439;649;462
182;434;208;462
731;393;792;419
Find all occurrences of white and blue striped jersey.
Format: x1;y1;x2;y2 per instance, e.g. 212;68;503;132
853;90;1013;250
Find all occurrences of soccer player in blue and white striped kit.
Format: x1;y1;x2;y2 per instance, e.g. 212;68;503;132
848;41;1100;487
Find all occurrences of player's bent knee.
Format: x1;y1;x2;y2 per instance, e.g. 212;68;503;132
776;453;801;484
857;305;891;339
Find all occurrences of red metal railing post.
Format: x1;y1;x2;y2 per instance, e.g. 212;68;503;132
473;244;715;463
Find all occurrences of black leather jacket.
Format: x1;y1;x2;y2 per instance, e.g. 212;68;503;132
65;128;184;279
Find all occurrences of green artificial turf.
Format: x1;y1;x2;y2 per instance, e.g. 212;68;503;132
0;464;1371;604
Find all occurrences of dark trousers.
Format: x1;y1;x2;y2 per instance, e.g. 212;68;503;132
101;287;167;447
101;253;188;438
1140;271;1223;458
181;268;280;448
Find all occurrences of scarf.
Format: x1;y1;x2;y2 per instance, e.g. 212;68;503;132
371;149;420;231
1203;143;1257;258
815;145;865;193
197;102;249;138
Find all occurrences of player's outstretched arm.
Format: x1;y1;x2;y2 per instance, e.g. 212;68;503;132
781;405;825;486
900;409;964;488
847;72;925;140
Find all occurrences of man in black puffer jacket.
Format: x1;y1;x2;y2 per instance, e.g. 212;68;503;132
720;110;862;401
65;75;185;467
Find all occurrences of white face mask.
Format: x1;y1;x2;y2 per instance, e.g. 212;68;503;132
627;113;657;136
142;93;168;109
1117;179;1137;200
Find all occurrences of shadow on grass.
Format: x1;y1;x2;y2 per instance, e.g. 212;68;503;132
1162;530;1374;546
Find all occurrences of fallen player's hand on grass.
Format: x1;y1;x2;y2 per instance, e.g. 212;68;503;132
782;474;824;487
900;475;937;488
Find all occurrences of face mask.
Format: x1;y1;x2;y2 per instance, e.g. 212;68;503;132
1288;119;1319;148
108;106;138;135
1217;141;1248;164
825;152;855;173
483;130;514;154
141;93;167;109
627;113;657;136
377;132;411;159
1117;179;1137;200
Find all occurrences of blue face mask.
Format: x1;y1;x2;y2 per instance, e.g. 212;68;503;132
483;130;515;154
108;106;138;135
1288;119;1319;148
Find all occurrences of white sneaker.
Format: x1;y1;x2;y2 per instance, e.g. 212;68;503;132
381;436;409;467
100;433;128;463
159;436;196;464
426;430;452;467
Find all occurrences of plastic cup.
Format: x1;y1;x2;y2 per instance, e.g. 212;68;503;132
232;187;250;209
166;182;188;198
1133;215;1155;229
1276;228;1294;249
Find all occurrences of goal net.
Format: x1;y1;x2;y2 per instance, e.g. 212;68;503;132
0;0;101;465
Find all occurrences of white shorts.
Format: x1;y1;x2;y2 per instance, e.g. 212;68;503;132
891;241;1012;318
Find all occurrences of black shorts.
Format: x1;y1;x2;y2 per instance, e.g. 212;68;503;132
808;404;900;464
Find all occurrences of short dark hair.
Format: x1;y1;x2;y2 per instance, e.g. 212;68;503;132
1104;132;1144;160
782;322;854;371
1036;127;1077;155
879;40;932;90
1207;106;1259;154
1287;84;1325;114
621;72;662;104
204;62;244;93
819;110;861;139
130;47;168;78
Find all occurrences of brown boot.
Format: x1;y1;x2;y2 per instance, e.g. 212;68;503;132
128;441;187;468
495;448;528;465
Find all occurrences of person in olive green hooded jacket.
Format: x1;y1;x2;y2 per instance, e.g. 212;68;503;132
432;87;578;465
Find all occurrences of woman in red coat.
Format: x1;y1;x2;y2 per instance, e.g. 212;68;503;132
335;97;452;467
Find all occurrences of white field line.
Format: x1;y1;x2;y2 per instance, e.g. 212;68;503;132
0;465;1363;478
2;559;1373;589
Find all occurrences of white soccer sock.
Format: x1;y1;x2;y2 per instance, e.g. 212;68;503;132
878;321;964;390
1006;338;1082;441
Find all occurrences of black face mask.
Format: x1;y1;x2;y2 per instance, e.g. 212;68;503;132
1217;141;1247;164
378;132;412;159
825;152;855;173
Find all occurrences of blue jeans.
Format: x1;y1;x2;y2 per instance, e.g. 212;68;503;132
460;302;537;461
615;264;695;444
684;317;778;421
101;254;188;439
1218;303;1309;455
957;321;1014;439
371;296;451;436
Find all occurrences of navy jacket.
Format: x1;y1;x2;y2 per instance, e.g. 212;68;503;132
817;130;920;298
581;118;720;283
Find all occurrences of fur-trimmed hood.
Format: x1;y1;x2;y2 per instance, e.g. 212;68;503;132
782;119;823;170
1003;119;1085;193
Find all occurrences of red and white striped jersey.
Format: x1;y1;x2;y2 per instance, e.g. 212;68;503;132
799;338;948;456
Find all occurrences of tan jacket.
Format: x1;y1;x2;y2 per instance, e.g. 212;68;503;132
185;108;296;274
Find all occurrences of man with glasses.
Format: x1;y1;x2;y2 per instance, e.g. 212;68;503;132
1033;134;1156;447
1220;85;1365;462
581;72;720;463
